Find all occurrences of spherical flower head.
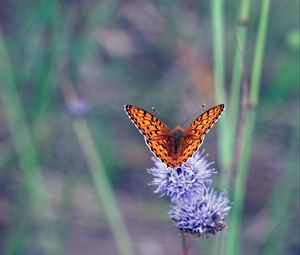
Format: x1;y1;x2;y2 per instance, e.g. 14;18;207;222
147;151;216;202
169;186;231;237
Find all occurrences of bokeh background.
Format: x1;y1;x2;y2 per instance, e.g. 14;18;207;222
0;1;299;255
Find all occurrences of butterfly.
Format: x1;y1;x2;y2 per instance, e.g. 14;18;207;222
124;104;225;168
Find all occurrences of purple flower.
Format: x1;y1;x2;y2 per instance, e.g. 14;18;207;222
147;151;216;202
146;149;231;237
169;186;231;237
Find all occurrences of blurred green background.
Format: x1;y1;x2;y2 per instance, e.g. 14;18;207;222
0;0;299;255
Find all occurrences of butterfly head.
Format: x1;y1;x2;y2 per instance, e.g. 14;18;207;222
171;125;185;140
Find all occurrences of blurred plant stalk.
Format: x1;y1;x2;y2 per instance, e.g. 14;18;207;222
210;0;233;252
226;0;251;188
211;0;231;176
0;29;63;255
227;0;272;254
211;0;272;254
60;80;135;255
212;0;250;253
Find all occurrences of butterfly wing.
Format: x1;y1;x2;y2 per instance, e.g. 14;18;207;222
185;104;225;136
176;104;225;165
125;104;225;168
124;105;175;166
146;137;176;167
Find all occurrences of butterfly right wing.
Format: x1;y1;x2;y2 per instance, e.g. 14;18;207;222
184;104;225;138
124;105;175;166
176;104;225;165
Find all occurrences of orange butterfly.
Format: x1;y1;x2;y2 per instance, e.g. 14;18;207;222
124;104;225;168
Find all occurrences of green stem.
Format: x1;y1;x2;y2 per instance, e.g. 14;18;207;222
72;119;135;255
211;0;231;175
226;0;251;188
227;0;272;254
33;4;61;130
249;3;271;106
0;29;63;255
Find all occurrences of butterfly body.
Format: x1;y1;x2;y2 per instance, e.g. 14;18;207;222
124;104;225;168
171;125;184;153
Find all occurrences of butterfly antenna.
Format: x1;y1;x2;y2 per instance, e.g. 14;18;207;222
151;106;161;115
151;106;168;119
151;106;173;126
180;103;206;127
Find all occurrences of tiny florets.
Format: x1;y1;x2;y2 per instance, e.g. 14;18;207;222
147;149;231;237
169;187;231;237
147;151;216;202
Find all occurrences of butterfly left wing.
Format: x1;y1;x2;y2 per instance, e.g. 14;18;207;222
124;105;171;139
124;105;175;166
174;104;225;166
146;137;177;167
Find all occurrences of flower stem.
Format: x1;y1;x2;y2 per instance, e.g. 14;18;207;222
181;233;187;253
183;235;194;255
